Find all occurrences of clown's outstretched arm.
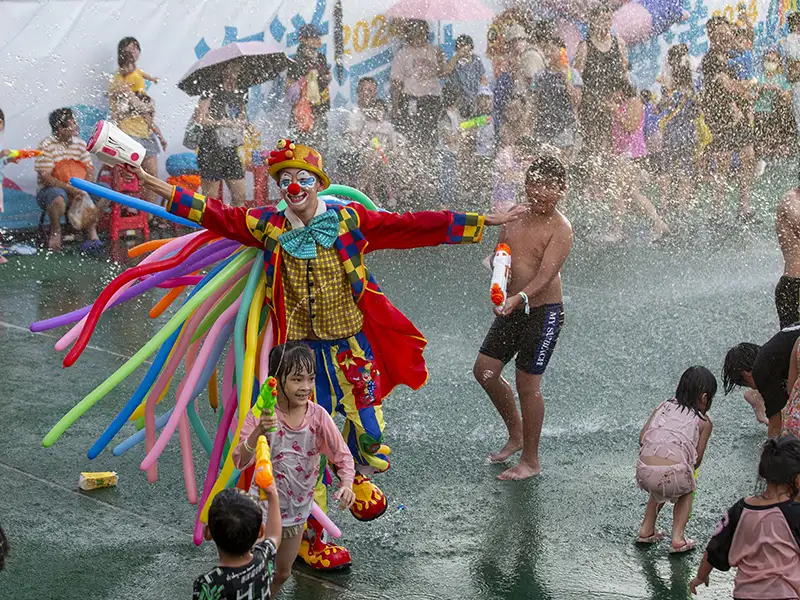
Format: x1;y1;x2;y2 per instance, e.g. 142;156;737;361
139;169;271;248
349;202;527;252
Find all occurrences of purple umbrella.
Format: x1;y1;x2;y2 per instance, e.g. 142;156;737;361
177;41;291;96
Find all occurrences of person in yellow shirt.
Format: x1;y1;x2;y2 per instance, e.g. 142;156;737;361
108;37;163;203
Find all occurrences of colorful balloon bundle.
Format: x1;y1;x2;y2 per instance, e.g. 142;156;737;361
32;179;374;545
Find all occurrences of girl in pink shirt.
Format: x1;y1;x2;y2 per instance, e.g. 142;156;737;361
636;366;715;553
604;81;669;243
233;342;355;595
691;436;800;599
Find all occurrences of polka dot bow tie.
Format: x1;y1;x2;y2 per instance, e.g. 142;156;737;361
278;210;339;259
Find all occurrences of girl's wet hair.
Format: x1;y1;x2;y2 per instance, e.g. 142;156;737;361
268;342;316;386
758;435;800;497
722;342;760;394
674;365;717;418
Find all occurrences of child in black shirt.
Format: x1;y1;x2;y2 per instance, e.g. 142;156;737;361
193;485;281;600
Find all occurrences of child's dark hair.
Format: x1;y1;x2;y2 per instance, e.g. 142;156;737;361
117;36;140;68
0;525;8;571
758;435;800;498
268;342;315;388
789;12;800;33
526;155;567;189
722;342;760;394
48;108;74;134
674;366;717;418
207;488;262;555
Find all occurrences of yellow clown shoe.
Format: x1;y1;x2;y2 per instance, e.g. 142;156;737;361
349;473;388;521
297;516;352;571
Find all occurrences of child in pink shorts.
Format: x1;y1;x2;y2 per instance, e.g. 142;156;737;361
636;366;716;553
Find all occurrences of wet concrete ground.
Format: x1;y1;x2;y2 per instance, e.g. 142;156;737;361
0;175;791;599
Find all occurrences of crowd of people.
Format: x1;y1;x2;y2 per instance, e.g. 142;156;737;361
3;9;800;250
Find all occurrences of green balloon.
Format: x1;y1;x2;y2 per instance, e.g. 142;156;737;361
135;416;145;431
276;184;378;211
42;248;259;448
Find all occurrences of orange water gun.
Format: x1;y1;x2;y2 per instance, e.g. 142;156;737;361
6;149;41;160
255;435;274;500
490;243;511;307
559;48;573;84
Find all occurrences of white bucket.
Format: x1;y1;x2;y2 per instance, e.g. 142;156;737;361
86;120;146;168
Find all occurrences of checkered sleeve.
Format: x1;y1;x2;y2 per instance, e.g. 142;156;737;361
166;186;269;247
444;212;485;244
353;204;485;252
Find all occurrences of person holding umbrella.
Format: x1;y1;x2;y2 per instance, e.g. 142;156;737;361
179;41;290;206
286;25;333;157
193;61;248;206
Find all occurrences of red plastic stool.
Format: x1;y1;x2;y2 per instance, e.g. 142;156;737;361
98;166;150;242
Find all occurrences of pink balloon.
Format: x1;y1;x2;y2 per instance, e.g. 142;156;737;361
179;340;201;504
193;350;238;545
258;317;276;383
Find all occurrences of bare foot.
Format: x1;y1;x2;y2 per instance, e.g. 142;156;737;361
496;460;541;481
743;390;769;425
47;231;62;252
488;439;523;463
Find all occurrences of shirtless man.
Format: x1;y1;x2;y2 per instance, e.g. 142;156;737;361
776;188;800;329
473;156;574;480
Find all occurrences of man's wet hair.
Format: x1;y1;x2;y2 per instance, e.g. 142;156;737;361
674;366;717;418
758;435;800;498
49;108;74;135
207;488;263;556
526;156;567;190
357;76;377;89
722;342;760;394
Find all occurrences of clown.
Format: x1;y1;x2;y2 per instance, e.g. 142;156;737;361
136;139;523;569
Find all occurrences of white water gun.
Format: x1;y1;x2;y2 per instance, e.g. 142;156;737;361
87;120;146;168
490;243;511;308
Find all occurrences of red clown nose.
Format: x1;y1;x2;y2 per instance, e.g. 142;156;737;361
287;182;302;195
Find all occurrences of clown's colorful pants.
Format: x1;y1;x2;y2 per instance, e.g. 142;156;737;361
304;331;389;474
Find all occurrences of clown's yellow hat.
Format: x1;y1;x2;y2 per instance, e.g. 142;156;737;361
267;139;330;189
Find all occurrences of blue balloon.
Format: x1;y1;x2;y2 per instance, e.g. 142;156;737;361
112;408;174;456
70;178;201;229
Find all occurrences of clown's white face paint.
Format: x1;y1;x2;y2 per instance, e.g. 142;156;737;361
279;168;321;222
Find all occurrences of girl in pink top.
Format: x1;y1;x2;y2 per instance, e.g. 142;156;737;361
603;80;669;244
233;342;355;595
691;436;800;599
636;366;715;553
